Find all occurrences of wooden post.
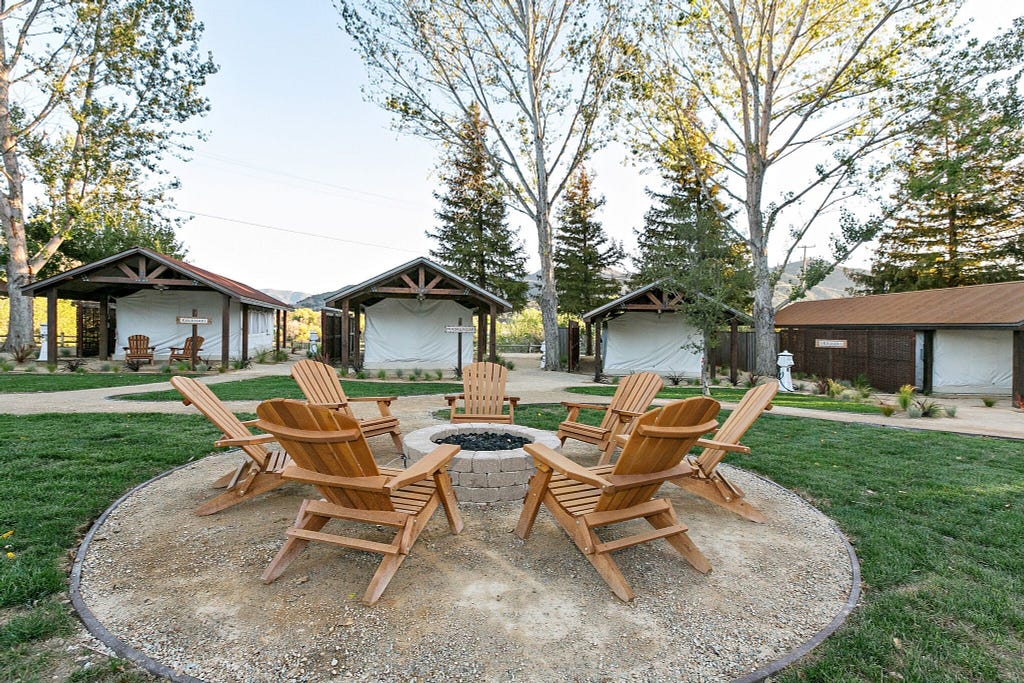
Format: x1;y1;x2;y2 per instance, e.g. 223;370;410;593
456;317;464;377
730;319;739;386
190;308;200;370
275;310;281;353
240;303;249;361
922;330;935;394
353;303;361;368
476;309;485;362
221;294;231;369
489;304;498;362
47;289;58;362
1012;330;1023;403
593;315;603;381
99;297;109;360
340;300;350;368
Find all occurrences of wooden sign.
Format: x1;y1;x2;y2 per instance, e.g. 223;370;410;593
815;339;848;349
445;325;476;334
176;316;211;325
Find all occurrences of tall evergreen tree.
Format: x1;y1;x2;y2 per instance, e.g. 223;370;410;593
854;77;1024;293
427;104;528;309
554;169;624;355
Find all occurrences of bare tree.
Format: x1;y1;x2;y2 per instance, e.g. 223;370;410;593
634;0;960;374
336;0;626;369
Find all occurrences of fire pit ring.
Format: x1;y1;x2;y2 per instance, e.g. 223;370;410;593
403;423;561;504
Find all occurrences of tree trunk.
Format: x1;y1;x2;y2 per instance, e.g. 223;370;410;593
0;61;33;351
536;210;560;370
751;249;777;376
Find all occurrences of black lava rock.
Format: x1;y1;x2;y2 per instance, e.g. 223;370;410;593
433;431;532;451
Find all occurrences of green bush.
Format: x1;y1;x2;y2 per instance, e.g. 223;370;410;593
982;396;997;407
897;384;916;411
377;370;387;380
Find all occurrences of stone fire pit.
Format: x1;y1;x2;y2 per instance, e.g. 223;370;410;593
403;422;561;504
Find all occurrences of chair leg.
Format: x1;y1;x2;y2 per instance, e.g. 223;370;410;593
194;472;284;516
389;430;404;455
584;550;635;602
514;468;552;539
363;552;407;606
597;440;617;466
647;510;712;574
433;471;464;534
261;502;330;583
670;474;768;524
211;460;250;489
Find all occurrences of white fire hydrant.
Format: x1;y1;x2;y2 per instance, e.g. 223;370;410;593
777;350;795;392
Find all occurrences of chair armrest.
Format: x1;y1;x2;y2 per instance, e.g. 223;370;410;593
696;438;750;454
214;433;276;448
309;401;349;410
603;462;694;492
281;464;389;492
349;396;398;404
524;443;611;489
239;419;259;427
386;444;460;492
560;401;609;412
506;396;519;406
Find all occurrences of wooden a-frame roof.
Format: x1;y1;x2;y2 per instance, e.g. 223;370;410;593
21;247;292;310
582;281;751;323
324;257;512;311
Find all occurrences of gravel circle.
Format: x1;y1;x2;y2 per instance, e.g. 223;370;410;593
75;449;856;683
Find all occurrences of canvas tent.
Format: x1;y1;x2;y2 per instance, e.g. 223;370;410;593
321;257;511;370
22;247;291;366
583;282;748;381
775;281;1024;396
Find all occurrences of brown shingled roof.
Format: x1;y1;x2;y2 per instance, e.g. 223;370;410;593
775;281;1024;328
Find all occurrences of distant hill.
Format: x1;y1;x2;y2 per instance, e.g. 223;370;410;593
262;289;313;305
773;262;861;306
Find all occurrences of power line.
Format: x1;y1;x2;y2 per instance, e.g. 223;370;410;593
170;208;424;254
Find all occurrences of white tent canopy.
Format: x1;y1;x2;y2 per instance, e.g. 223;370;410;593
363;298;474;370
115;290;274;360
603;312;703;376
932;329;1013;394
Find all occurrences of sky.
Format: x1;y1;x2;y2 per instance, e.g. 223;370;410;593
164;1;1011;297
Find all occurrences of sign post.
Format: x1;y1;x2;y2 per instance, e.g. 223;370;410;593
175;309;211;370
445;318;476;377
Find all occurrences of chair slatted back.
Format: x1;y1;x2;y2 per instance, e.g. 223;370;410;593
126;335;151;356
602;372;664;430
291;359;355;419
596;397;719;512
256;399;392;511
462;362;508;417
695;381;777;474
182;336;204;353
170;376;269;469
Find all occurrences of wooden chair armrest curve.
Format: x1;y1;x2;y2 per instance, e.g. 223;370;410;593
253;420;362;444
444;394;465;401
560;401;609;411
280;465;389;492
309;401;349;410
696;438;750;454
635;419;719;439
609;407;646;418
214;433;276;447
348;396;398;404
386;444;460;492
603;462;695;492
506;396;520;405
523;443;611;489
239;418;260;426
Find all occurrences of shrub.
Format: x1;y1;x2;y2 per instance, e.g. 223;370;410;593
377;370;387;380
124;358;145;372
505;360;515;371
195;363;209;372
907;405;923;418
897;384;916;411
24;363;38;373
666;374;684;386
878;403;897;417
0;360;13;372
412;368;423;378
99;363;113;372
853;373;871;390
161;364;174;374
252;348;273;363
273;350;289;363
172;361;191;372
826;378;844;398
435;370;444;380
395;368;404;378
915;398;943;418
356;371;366;379
11;345;35;363
230;357;252;370
58;347;73;358
60;358;88;372
981;396;997;408
46;363;58;373
945;405;957;418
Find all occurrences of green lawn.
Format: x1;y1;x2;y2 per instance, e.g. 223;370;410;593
2;409;1021;681
566;384;887;414
119;376;464;401
0;373;188;393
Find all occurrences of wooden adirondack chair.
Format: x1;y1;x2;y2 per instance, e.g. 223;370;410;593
290;359;403;452
557;371;663;465
254;399;464;606
123;334;155;364
445;361;519;424
669;380;778;523
168;336;205;364
170;376;291;516
515;397;721;602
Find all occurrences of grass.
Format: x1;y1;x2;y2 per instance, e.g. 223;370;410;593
121;376;463;401
0;413;220;682
2;406;1021;681
0;374;192;393
516;405;1024;682
566;384;884;414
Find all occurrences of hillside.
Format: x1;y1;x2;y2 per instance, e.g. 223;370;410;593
773;263;861;306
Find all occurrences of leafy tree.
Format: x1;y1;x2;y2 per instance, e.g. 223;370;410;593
337;0;627;369
554;170;624;355
427;105;528;310
854;47;1024;292
633;0;962;374
1;0;216;350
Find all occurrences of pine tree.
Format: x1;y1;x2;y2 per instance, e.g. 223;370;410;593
427;104;528;309
854;80;1024;293
554;169;625;316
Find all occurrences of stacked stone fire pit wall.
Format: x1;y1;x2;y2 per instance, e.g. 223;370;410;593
403;423;562;504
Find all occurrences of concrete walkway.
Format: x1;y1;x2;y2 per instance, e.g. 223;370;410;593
2;353;1022;440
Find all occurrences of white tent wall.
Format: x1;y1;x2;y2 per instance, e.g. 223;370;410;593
603;311;703;376
363;298;475;370
114;290;273;360
932;329;1012;394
